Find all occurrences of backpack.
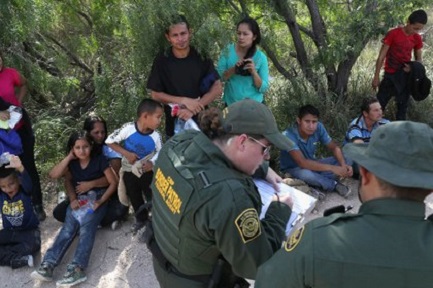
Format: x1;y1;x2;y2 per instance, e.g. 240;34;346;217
409;62;431;101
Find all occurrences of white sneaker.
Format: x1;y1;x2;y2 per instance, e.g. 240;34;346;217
27;255;34;267
111;220;121;230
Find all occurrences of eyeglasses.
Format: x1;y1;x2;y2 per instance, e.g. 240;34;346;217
248;136;271;155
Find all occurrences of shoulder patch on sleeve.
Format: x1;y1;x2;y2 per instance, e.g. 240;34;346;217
235;208;261;243
285;226;304;252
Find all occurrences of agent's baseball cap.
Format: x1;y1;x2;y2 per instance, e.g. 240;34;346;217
222;99;294;151
344;121;433;189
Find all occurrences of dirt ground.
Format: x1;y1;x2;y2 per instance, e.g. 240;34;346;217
1;178;431;288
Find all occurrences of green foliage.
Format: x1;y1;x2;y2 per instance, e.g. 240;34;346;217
1;0;433;177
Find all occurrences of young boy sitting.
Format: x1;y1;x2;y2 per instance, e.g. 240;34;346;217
0;154;40;269
106;99;163;233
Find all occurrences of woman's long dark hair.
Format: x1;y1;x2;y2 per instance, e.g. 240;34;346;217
66;130;94;157
237;17;261;59
83;114;107;155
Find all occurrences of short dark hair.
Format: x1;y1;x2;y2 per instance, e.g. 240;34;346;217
408;9;428;25
165;14;190;34
376;176;430;201
298;104;320;119
0;166;17;180
137;98;163;118
361;97;380;113
66;130;93;155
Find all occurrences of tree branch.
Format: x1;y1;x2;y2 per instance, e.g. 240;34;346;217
22;41;62;77
271;0;315;84
76;11;93;29
261;41;297;79
42;33;94;75
226;0;241;14
238;0;248;14
305;0;327;47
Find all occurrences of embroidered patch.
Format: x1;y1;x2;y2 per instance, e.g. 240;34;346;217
285;226;304;252
235;208;261;243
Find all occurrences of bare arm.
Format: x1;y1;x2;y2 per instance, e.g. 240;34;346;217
372;44;390;90
198;79;222;107
64;171;80;210
327;141;352;177
244;59;263;89
414;48;423;62
107;142;138;165
150;91;203;114
75;176;109;194
109;158;121;176
16;76;27;103
49;151;75;179
94;167;118;210
222;66;237;81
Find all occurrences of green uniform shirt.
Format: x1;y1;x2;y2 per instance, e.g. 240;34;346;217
256;198;433;288
152;131;292;287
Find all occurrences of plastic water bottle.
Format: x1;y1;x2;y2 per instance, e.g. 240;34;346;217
0;152;11;166
72;191;96;224
87;190;97;207
174;118;185;134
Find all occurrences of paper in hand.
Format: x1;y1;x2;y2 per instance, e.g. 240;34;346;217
254;179;317;236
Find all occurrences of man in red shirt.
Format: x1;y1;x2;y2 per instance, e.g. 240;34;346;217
372;9;427;120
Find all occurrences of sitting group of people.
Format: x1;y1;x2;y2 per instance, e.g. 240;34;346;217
0;98;163;287
280;96;389;199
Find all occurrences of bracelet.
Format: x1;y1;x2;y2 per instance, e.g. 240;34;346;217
274;193;280;202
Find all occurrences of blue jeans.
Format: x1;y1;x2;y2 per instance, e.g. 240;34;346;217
287;157;352;192
42;191;108;269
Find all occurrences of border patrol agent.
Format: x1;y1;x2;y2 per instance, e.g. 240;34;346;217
146;99;294;287
255;121;433;288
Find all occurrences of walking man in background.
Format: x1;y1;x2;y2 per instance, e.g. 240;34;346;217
372;9;428;120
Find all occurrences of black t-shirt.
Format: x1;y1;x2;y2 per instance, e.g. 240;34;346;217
68;154;109;188
147;47;219;136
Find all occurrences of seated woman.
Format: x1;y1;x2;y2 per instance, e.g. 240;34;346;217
217;17;269;106
30;131;118;287
53;115;128;229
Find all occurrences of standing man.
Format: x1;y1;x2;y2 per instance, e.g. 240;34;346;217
147;15;222;137
372;9;428;120
0;52;45;221
256;121;433;288
280;104;352;198
344;96;390;144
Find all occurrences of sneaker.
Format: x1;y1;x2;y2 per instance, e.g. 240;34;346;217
56;265;87;287
30;262;54;282
111;220;121;231
137;226;150;244
135;203;151;224
335;182;351;198
34;204;47;222
131;221;145;235
10;255;33;269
